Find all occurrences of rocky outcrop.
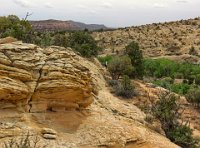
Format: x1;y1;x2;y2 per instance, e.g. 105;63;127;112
0;40;179;147
0;40;93;113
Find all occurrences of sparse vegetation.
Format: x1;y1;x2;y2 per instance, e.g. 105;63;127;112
98;55;113;66
186;88;200;107
153;93;198;148
4;132;46;148
106;75;135;98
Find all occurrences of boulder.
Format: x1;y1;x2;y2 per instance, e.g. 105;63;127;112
43;134;57;140
0;41;94;112
41;128;57;135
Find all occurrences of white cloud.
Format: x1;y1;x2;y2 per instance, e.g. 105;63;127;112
13;0;33;8
88;10;97;15
153;3;166;8
101;2;112;9
77;4;87;10
176;0;188;3
44;2;54;8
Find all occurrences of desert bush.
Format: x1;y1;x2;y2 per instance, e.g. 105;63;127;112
4;132;46;148
98;55;113;66
167;124;198;148
107;75;135;98
0;15;32;41
114;75;135;98
125;41;144;79
107;79;119;87
186;88;200;107
40;33;54;47
108;56;134;80
153;79;171;90
189;46;198;56
68;31;102;57
53;34;68;47
195;74;200;85
153;93;198;148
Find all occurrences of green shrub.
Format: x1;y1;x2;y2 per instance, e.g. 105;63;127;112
114;75;135;98
170;83;191;95
107;79;119;87
188;75;195;84
53;34;68;47
125;41;144;79
186;88;200;107
107;76;135;98
183;79;188;84
0;15;32;41
144;58;200;79
68;31;102;57
167;124;198;148
153;80;171;90
153;93;198;148
98;55;113;66
40;33;54;47
195;74;200;85
108;56;134;80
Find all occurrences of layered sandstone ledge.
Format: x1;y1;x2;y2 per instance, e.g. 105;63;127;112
0;39;93;113
0;38;179;148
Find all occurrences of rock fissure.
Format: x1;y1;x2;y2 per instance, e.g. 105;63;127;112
28;60;47;113
2;50;13;65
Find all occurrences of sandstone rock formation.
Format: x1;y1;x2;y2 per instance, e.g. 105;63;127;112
0;40;93;113
0;40;179;147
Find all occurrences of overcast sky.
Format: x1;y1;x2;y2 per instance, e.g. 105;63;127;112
0;0;199;27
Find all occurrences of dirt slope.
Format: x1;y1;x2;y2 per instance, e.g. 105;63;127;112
92;17;200;64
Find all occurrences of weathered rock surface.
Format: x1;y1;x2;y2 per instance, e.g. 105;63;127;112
41;128;57;135
0;41;93;113
0;40;179;147
43;134;57;140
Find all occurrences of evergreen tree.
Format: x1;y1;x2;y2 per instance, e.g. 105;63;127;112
125;41;144;79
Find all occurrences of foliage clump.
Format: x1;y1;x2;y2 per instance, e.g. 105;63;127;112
186;88;200;107
153;93;198;148
107;75;135;99
108;56;134;80
114;75;136;98
125;41;144;79
0;15;32;41
144;58;200;79
68;31;102;57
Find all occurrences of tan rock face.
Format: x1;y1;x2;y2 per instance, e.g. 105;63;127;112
0;42;93;113
0;40;179;148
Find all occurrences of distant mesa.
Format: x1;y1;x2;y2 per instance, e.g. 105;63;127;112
29;19;108;32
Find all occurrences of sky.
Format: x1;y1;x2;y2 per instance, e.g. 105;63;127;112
0;0;200;27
